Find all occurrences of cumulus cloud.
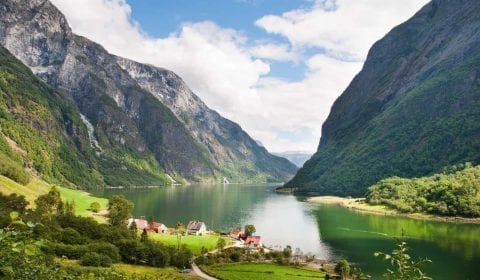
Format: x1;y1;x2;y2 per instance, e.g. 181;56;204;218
50;0;428;153
256;0;429;60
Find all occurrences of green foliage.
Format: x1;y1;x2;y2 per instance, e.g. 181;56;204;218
367;163;480;217
80;252;112;267
107;195;134;227
0;46;103;189
216;237;226;251
244;224;256;236
287;42;480;196
374;240;431;280
89;201;101;213
34;186;64;223
335;259;351;280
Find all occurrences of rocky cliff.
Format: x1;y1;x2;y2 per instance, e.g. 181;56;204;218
285;0;480;196
0;0;296;188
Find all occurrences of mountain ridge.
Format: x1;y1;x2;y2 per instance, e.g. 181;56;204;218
285;0;480;196
0;0;296;188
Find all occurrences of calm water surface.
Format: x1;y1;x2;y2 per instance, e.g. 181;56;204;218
93;184;480;279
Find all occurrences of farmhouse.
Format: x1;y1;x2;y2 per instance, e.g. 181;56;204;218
244;236;262;248
151;222;168;233
187;220;207;235
230;228;243;239
127;218;149;230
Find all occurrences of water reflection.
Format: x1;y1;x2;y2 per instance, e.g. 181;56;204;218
93;185;480;280
93;184;331;258
313;204;480;280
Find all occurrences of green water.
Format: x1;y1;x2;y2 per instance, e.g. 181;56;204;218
93;184;480;279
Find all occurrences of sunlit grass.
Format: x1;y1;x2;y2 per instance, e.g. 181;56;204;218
201;263;326;280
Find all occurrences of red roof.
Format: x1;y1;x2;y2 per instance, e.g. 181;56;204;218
245;236;261;246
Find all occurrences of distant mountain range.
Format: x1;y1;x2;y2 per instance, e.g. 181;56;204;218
284;0;480;196
0;0;297;189
273;152;312;168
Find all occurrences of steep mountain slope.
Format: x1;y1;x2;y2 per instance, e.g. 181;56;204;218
285;0;480;196
116;58;297;182
0;45;104;187
0;0;296;187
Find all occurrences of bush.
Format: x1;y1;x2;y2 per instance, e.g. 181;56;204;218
90;202;101;213
80;252;112;267
60;227;86;245
229;251;241;262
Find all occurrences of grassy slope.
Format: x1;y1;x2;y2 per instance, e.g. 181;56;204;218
59;259;200;280
0;174;107;219
201;263;326;280
149;233;232;255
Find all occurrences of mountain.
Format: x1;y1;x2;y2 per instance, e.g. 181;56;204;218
273;152;312;167
115;58;297;183
0;0;296;189
284;0;480;196
0;45;105;188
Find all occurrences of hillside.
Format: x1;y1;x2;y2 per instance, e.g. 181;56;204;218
0;0;296;187
367;163;480;217
284;0;480;196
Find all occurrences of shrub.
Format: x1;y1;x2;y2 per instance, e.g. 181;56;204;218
60;227;86;245
89;202;101;213
80;252;112;267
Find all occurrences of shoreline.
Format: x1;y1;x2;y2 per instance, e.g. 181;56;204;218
307;196;480;224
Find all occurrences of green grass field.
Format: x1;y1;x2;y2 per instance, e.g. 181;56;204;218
201;263;326;280
148;233;232;255
0;175;108;220
59;259;200;279
112;263;200;280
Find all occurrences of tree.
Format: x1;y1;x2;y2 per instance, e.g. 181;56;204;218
374;240;431;280
216;238;226;252
335;259;351;280
140;228;148;243
64;200;75;215
283;245;292;258
34;186;63;223
174;222;185;251
89;202;101;213
244;224;256;236
106;195;133;227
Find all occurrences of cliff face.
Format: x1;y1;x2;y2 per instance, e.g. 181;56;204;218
286;0;480;196
0;0;296;187
116;58;297;182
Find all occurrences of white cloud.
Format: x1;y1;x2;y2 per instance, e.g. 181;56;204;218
50;0;428;153
256;0;429;60
250;43;298;62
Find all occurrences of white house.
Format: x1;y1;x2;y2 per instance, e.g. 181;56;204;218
127;218;149;230
187;220;207;235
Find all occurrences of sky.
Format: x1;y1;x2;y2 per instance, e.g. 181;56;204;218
50;0;429;153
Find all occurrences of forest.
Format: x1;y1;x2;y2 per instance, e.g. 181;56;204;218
366;163;480;217
0;188;192;279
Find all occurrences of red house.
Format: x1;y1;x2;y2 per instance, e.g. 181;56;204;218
244;236;262;248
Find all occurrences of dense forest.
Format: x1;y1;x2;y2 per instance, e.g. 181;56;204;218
285;0;480;196
0;188;192;279
366;163;480;217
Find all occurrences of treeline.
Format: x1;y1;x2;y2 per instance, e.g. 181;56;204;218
366;163;480;217
0;188;192;279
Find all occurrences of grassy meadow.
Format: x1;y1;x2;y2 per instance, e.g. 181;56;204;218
148;233;232;255
0;174;108;220
201;263;326;280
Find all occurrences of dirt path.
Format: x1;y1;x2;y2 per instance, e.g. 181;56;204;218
191;263;218;280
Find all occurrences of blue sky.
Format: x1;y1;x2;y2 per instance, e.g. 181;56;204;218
126;0;310;81
52;0;429;153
